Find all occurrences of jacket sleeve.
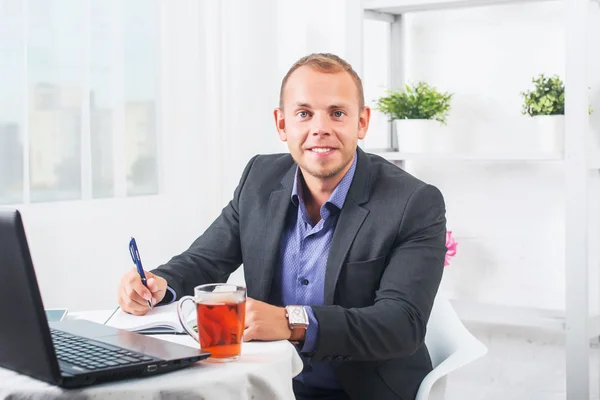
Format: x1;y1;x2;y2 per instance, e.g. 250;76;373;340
150;155;258;301
308;183;447;362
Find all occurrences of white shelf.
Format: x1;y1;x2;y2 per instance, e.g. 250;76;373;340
372;151;600;168
363;0;557;14
373;150;564;162
451;299;600;338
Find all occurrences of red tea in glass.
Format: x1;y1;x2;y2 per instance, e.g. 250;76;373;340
177;284;246;362
196;300;245;359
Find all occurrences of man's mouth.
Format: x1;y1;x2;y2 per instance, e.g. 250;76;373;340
309;147;334;153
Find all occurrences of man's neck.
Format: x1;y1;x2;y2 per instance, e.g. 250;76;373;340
299;157;354;223
302;174;342;209
301;178;334;226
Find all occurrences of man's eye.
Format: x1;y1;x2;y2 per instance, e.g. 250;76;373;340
333;111;344;118
298;111;309;118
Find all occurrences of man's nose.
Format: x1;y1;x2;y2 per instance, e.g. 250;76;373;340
310;113;331;136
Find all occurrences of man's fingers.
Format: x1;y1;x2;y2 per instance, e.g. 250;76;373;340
243;327;255;342
144;273;167;302
128;277;152;301
125;281;151;303
145;277;158;293
122;286;148;307
119;292;149;315
244;298;256;328
118;269;166;314
245;309;254;328
123;273;155;309
145;279;163;305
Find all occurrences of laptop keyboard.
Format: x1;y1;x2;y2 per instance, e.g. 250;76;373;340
51;329;158;371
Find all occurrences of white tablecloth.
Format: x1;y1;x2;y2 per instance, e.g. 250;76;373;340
0;310;304;400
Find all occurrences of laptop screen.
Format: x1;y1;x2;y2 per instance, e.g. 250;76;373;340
0;209;62;385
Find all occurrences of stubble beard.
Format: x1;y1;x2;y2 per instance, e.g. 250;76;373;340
297;152;354;180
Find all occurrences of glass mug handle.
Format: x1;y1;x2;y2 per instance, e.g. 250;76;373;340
176;295;199;343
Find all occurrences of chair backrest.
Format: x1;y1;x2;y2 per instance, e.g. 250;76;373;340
417;293;487;400
424;292;480;368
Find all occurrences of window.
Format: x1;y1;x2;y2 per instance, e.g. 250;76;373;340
0;0;25;204
0;0;160;205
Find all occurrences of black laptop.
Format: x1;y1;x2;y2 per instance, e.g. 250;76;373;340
0;209;211;388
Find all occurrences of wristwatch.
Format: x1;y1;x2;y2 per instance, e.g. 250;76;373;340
285;305;309;343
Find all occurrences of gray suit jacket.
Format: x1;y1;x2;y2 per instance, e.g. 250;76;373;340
152;147;447;400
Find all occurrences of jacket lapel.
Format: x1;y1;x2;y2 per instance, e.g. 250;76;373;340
323;148;372;305
258;164;296;301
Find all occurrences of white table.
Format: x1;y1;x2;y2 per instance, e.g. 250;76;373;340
0;310;304;400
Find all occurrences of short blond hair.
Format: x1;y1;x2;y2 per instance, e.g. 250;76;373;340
279;53;365;110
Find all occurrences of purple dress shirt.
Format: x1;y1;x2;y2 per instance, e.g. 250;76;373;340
268;153;358;390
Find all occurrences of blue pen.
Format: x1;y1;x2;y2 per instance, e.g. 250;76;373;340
129;237;153;310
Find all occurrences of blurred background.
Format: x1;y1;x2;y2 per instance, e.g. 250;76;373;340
1;0;600;397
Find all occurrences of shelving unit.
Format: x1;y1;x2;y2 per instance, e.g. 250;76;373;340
363;0;558;14
374;151;564;162
347;0;598;398
452;300;600;334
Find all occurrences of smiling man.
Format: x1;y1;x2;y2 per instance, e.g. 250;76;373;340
117;53;448;400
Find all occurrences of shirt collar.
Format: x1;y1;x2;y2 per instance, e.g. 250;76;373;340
291;151;358;211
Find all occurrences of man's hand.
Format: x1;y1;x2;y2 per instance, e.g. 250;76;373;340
118;269;168;315
243;298;292;342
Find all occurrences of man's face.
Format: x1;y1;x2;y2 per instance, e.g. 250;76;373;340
274;66;370;181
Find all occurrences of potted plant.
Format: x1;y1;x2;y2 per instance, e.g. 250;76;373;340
521;74;593;153
374;81;453;153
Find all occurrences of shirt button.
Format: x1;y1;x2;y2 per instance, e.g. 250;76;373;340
301;279;309;285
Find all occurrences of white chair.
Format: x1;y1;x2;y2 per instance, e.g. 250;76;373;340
415;292;488;400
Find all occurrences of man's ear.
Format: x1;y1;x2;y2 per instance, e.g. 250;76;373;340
274;108;287;141
358;106;371;140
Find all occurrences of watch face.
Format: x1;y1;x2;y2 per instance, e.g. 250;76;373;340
288;306;307;324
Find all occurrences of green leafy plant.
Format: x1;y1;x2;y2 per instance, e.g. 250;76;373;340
521;74;593;116
374;82;453;125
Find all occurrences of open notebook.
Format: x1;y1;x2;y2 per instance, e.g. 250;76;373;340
105;303;196;335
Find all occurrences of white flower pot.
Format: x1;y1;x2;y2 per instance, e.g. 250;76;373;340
394;119;450;153
531;115;564;154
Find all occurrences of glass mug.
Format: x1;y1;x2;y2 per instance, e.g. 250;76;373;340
177;283;246;362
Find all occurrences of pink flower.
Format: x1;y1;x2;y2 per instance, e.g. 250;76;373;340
445;230;457;267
